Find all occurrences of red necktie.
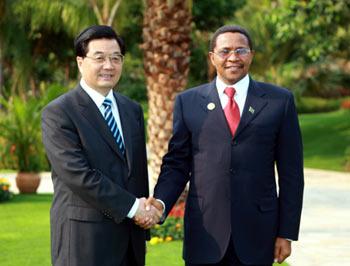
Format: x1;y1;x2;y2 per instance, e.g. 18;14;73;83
224;87;240;136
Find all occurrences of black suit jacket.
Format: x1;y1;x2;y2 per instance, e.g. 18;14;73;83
42;85;149;266
154;78;304;265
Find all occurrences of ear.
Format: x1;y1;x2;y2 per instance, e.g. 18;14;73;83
248;50;255;64
209;52;217;68
76;56;83;73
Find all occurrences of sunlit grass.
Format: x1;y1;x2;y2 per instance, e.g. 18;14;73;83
299;109;350;171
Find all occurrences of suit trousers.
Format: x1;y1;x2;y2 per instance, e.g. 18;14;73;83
185;236;272;266
121;240;141;266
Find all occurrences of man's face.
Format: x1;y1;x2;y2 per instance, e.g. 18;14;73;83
76;38;123;95
209;32;254;85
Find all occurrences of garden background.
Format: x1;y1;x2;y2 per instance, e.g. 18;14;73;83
0;0;350;265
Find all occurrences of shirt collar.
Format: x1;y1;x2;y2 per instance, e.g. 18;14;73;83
80;79;113;108
216;74;250;97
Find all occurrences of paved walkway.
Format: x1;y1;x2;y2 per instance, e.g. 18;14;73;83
288;169;350;266
3;168;350;265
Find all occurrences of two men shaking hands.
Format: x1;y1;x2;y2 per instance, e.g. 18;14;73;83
133;197;164;229
42;24;303;266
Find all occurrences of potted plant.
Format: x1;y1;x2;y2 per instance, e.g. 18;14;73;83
0;94;44;193
0;85;67;193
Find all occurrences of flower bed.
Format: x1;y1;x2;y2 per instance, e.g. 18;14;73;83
0;177;12;202
150;199;186;244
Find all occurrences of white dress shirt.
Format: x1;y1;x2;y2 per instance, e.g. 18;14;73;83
216;74;250;115
80;79;139;219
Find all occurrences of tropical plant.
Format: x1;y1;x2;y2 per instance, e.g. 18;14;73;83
141;0;192;184
0;84;66;172
0;96;43;172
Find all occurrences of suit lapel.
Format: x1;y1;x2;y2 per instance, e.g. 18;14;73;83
76;87;126;162
234;79;267;139
114;92;133;177
199;80;232;140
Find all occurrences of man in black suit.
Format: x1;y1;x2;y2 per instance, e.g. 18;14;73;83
42;25;160;266
146;25;304;266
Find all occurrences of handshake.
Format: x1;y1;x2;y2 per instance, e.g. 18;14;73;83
133;197;164;229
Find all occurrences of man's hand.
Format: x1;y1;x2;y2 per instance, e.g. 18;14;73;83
274;237;291;264
145;196;164;213
133;197;162;229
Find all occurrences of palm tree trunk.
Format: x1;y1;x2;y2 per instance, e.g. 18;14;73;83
0;40;3;94
141;0;192;187
90;0;122;26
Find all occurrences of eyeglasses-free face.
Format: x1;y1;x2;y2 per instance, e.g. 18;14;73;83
76;38;123;95
209;32;254;85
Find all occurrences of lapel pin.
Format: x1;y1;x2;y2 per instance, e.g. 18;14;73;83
249;106;255;114
207;102;216;111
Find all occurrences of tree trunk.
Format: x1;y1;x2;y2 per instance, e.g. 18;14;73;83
0;40;3;94
90;0;122;26
141;0;192;187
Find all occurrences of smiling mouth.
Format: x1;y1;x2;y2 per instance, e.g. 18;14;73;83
99;74;114;79
225;65;243;71
225;65;243;72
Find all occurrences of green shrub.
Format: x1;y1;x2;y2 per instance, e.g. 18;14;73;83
118;54;147;102
296;97;341;114
0;83;67;172
151;201;185;242
345;146;350;171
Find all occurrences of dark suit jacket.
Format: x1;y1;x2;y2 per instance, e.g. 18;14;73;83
154;78;304;265
42;85;149;266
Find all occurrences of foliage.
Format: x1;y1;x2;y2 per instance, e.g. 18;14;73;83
0;84;67;172
340;99;350;110
118;54;147;102
296;97;341;114
2;0;349;102
192;0;245;31
345;146;350;171
0;96;43;172
231;0;350;97
271;0;350;63
299;110;350;172
0;177;12;202
188;30;210;87
0;0;96;95
150;201;185;242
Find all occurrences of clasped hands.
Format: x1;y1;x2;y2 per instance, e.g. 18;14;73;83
133;197;164;229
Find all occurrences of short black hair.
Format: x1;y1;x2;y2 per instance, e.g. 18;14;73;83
209;25;253;51
74;25;126;57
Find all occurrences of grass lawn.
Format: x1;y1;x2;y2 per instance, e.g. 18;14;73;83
0;194;51;266
0;194;289;266
299;109;350;171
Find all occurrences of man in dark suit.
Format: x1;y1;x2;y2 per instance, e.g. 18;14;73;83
146;25;304;266
42;25;160;266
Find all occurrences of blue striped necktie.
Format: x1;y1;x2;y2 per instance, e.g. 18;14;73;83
102;98;125;155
